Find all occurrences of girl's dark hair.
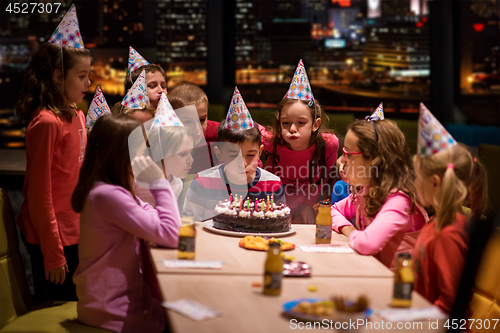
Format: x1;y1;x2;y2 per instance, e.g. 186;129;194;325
268;98;334;186
348;119;417;219
72;114;141;213
16;43;92;122
217;121;262;145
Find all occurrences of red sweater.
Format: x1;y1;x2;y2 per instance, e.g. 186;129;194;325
190;120;219;174
17;109;87;270
412;214;469;314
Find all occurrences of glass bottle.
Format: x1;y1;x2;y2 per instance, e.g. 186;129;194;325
315;200;332;244
263;242;283;296
178;214;196;260
391;253;414;307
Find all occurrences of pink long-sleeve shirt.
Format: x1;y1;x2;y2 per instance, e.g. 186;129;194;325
331;191;428;269
73;179;181;333
17;109;86;270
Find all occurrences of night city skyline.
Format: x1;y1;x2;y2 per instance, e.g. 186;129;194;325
1;0;500;148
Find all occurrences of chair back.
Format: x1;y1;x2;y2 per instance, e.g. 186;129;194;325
469;227;500;333
0;188;32;329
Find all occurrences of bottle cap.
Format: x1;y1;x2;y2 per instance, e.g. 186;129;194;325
397;252;411;259
268;242;281;249
181;213;194;226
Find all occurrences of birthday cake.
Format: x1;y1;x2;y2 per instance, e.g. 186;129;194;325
213;196;292;233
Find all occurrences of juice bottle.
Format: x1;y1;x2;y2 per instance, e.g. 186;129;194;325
263;242;283;296
178;214;196;260
315;200;332;244
391;253;414;307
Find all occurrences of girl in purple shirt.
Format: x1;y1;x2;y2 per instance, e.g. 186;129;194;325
72;114;181;333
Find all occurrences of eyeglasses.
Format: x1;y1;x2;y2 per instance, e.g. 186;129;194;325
342;147;364;159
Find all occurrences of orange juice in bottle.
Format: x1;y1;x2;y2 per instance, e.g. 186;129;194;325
263;242;283;296
178;214;196;260
315;200;332;244
391;253;414;307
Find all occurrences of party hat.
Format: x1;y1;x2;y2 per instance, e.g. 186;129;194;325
418;103;457;156
86;86;111;128
225;87;255;131
150;93;184;130
121;69;150;109
283;59;314;101
127;46;150;74
368;102;384;120
48;4;84;49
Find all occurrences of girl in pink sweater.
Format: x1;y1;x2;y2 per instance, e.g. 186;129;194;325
16;43;91;302
331;118;428;269
72;114;181;333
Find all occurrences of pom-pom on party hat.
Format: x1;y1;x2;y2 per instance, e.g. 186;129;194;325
367;102;384;120
128;46;150;74
48;4;84;49
283;59;314;101
418;103;457;156
121;69;150;109
225;86;255;131
150;93;184;130
86;86;111;128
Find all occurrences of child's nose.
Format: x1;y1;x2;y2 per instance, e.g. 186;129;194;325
290;124;297;133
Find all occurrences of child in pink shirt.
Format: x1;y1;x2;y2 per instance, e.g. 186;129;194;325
413;143;487;314
331;118;427;269
16;43;91;302
72;114;181;333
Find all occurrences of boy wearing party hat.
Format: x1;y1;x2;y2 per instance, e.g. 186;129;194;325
183;87;285;222
412;103;487;314
125;46;167;109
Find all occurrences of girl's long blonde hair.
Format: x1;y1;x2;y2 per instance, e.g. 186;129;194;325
413;143;488;231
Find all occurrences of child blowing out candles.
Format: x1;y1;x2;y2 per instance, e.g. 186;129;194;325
71;114;181;333
260;60;339;224
412;104;488;314
331;107;428;270
15;5;91;302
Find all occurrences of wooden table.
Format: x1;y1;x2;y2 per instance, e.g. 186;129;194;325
0;149;26;175
150;223;393;278
157;274;445;333
150;224;443;333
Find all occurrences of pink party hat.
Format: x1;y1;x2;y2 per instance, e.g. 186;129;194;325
121;70;150;109
48;4;84;49
283;59;314;101
369;102;384;120
86;86;111;128
127;46;150;74
418;103;457;156
225;87;255;131
150;93;184;129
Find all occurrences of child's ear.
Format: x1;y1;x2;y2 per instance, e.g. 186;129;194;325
258;144;264;159
214;146;223;161
53;69;63;83
431;174;441;188
312;118;321;132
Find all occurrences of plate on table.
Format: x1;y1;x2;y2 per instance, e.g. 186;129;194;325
238;236;295;251
202;220;296;238
282;298;373;322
